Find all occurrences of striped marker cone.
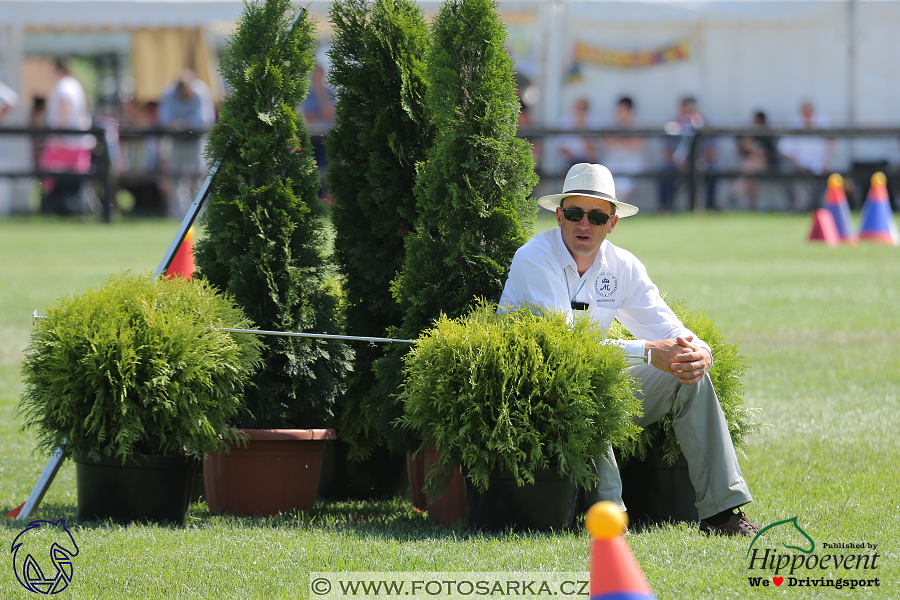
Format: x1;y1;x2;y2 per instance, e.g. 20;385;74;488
808;209;840;247
586;502;656;600
858;172;899;245
823;174;856;245
165;226;196;278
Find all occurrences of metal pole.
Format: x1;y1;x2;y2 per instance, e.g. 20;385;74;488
216;327;414;344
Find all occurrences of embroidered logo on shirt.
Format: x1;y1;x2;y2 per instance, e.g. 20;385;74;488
594;273;617;297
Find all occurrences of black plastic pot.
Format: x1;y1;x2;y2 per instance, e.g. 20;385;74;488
618;453;698;524
317;439;409;501
465;468;577;532
75;454;199;524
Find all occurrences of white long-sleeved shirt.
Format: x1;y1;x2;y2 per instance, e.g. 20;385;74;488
498;228;712;363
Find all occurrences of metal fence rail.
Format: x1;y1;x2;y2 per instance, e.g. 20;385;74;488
3;125;899;218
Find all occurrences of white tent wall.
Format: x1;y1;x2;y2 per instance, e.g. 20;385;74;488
525;0;900;188
851;1;900;164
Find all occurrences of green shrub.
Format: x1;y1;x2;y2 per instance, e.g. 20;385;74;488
399;302;642;493
194;0;352;428
326;0;432;459
19;273;263;462
610;299;763;466
383;0;538;448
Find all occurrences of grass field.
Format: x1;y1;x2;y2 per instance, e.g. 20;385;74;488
1;212;898;599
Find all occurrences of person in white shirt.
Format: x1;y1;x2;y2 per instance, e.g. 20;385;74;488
40;58;95;215
777;101;833;211
498;163;758;537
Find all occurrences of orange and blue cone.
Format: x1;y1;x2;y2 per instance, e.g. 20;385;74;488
823;174;857;245
586;502;655;600
858;172;898;245
165;226;196;279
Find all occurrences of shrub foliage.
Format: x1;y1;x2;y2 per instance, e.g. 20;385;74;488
19;273;262;462
383;0;538;447
399;302;642;493
194;0;352;428
326;0;432;457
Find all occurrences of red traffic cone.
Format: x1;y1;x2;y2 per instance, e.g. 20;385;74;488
165;226;196;279
858;172;898;245
823;174;856;245
808;209;840;247
586;502;656;600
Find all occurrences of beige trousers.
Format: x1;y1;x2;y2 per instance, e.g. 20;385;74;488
592;365;753;520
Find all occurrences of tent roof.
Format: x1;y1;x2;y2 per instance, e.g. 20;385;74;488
0;0;248;29
0;0;875;30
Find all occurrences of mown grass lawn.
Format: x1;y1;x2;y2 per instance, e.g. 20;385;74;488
1;213;898;599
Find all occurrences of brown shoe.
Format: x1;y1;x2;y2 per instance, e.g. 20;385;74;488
700;511;760;537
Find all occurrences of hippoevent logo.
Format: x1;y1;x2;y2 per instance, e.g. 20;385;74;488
10;518;80;594
746;517;880;590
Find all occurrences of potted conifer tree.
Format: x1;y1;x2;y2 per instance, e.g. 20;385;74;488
382;0;538;524
399;303;642;532
320;0;432;501
193;0;352;516
18;273;262;524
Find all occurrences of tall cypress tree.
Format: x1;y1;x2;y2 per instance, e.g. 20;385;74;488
194;0;351;428
382;0;537;443
327;0;432;457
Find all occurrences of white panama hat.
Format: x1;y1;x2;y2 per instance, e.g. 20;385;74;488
537;163;639;218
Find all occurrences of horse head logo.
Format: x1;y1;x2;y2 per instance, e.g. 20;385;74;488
747;516;815;558
10;517;80;594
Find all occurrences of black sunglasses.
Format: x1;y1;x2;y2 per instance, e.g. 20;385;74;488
561;207;611;226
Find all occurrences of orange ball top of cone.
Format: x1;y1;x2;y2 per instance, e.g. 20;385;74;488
585;501;628;540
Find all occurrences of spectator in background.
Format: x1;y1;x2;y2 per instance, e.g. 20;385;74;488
658;96;717;212
40;58;95;216
120;99;165;216
158;69;215;218
301;64;335;203
729;111;777;211
601;96;646;205
558;97;599;169
515;72;542;167
0;79;19;122
777;100;833;211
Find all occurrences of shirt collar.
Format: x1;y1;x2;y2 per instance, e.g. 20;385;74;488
550;229;608;276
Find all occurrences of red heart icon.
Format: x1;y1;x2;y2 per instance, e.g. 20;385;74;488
773;577;784;586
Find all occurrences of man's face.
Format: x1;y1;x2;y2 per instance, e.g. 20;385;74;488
615;103;632;124
556;195;618;260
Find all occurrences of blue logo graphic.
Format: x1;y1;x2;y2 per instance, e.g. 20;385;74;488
10;518;80;594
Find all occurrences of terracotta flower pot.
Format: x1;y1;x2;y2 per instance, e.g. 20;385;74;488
423;444;466;526
203;428;335;516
